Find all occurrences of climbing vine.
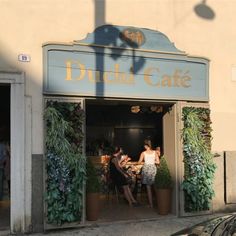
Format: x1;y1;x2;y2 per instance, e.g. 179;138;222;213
44;101;86;225
182;107;216;212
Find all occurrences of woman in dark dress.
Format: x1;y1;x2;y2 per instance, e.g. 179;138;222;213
110;146;138;206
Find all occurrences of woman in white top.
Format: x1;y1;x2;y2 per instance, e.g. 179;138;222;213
138;139;160;208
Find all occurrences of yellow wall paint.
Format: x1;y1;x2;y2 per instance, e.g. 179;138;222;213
0;0;236;152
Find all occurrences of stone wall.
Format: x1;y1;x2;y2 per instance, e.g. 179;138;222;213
212;151;236;213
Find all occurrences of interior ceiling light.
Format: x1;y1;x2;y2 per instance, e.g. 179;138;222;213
150;105;158;112
131;105;163;113
157;106;163;113
150;105;163;113
131;106;140;113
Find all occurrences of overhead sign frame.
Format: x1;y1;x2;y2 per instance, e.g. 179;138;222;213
43;25;209;102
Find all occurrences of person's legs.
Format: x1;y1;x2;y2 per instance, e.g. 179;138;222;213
122;185;133;206
0;167;4;200
146;185;153;208
127;186;137;203
7;180;10;195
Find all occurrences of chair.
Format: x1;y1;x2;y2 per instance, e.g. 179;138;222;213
105;170;121;203
107;178;120;203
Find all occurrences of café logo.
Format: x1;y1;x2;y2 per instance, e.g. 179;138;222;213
119;28;145;47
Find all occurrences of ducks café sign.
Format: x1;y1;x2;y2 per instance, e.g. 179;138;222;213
43;25;209;101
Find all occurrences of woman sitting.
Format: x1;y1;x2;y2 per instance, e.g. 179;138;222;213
110;146;139;207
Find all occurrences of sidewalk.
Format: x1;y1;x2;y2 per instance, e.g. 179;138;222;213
0;213;222;236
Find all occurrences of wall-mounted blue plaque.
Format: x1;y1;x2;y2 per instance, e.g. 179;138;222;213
43;25;209;101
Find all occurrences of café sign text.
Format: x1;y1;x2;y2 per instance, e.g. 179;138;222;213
65;60;191;88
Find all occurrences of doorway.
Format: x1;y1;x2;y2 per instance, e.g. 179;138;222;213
85;99;176;221
0;84;10;230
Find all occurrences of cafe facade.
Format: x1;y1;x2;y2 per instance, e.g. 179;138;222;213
1;0;236;234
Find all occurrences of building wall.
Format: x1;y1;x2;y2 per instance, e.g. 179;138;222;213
1;0;236;232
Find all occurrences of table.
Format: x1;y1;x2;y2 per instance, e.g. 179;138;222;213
89;157;144;196
125;162;143;195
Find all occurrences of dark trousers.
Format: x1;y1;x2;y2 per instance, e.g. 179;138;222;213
0;167;4;200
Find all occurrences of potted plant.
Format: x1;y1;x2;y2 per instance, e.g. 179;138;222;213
154;156;172;215
86;158;101;221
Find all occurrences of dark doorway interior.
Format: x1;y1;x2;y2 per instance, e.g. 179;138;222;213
85;99;173;222
114;127;161;161
86;99;165;160
0;85;10;141
0;84;10;230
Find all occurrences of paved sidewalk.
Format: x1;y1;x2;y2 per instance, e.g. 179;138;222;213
0;213;223;236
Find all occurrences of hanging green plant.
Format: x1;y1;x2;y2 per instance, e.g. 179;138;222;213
182;107;216;212
44;101;86;225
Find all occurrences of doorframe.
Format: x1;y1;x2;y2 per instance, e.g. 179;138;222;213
86;98;179;216
162;102;179;216
0;71;31;233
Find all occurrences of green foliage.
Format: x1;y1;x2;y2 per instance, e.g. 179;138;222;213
155;156;172;189
86;158;101;193
44;101;86;225
182;107;216;212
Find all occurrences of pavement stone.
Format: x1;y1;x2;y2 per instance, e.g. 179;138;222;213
0;213;224;236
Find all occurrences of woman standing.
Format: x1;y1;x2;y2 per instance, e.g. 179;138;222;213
138;140;160;208
110;146;139;207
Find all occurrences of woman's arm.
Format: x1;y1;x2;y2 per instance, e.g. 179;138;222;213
155;152;160;165
120;156;131;167
138;152;144;164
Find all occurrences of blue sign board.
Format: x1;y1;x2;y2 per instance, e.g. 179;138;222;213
43;25;209;101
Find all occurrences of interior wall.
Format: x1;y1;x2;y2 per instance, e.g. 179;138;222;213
114;127;162;161
86;102;164;159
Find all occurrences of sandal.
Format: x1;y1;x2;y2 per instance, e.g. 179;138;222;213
132;202;141;207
